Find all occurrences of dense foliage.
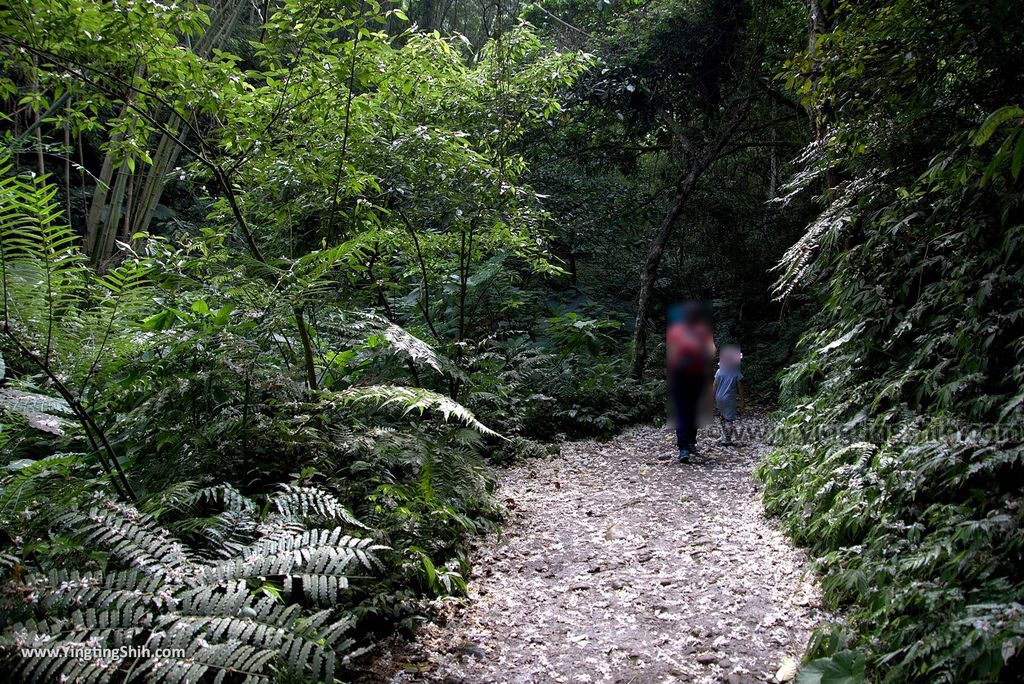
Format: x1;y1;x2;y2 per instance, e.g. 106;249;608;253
759;0;1024;681
0;0;655;679
2;0;1023;680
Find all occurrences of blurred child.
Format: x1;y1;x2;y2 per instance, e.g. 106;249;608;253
713;345;745;445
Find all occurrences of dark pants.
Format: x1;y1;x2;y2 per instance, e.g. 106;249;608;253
669;371;704;450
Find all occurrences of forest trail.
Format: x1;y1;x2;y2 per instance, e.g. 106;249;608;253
367;415;828;684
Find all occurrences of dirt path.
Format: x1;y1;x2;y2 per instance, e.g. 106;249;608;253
368;415;828;683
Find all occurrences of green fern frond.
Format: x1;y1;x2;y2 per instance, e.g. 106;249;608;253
57;504;195;575
0;388;74;436
772;173;884;299
3;505;373;682
134;640;277;684
85;259;158;342
347;312;466;379
0;155;89;360
270;484;366;528
0;388;74;418
138;480;201;518
201;528;386;597
36;569;169;619
279;240;368;306
339;385;502;438
0;453;91;521
139;482;261;559
193;483;258;514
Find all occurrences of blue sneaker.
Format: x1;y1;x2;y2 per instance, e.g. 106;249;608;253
678;449;690;463
689;443;699;456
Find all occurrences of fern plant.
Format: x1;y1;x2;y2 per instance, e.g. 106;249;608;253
0;154;151;501
1;486;386;683
0;156;87;364
0;128;506;684
761;3;1024;678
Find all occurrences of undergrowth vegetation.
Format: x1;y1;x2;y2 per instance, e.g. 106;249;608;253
0;153;511;681
759;1;1024;681
0;0;658;678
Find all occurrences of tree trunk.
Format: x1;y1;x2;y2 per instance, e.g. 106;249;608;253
807;0;837;189
84;122;120;254
769;104;779;199
293;305;319;391
630;101;752;379
83;0;245;264
419;0;436;31
128;114;187;236
630;173;698;380
96;162;130;266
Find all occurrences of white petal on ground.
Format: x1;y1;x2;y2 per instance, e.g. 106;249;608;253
363;414;829;684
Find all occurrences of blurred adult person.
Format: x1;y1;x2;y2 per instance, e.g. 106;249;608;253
666;301;716;463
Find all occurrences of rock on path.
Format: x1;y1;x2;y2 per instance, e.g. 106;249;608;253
369;416;828;683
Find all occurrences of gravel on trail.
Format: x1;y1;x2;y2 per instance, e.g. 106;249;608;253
364;415;829;684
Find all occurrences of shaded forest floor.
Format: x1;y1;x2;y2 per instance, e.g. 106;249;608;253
363;414;828;683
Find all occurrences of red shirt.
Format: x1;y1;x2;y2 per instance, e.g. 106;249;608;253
667;321;714;373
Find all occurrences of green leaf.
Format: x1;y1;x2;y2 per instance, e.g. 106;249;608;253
0;388;72;436
7;458;36;471
1011;131;1024;180
339;385;502;438
350;313;465;379
213;302;235;325
972;106;1024;146
419;552;436;588
797;651;866;684
141;308;186;331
